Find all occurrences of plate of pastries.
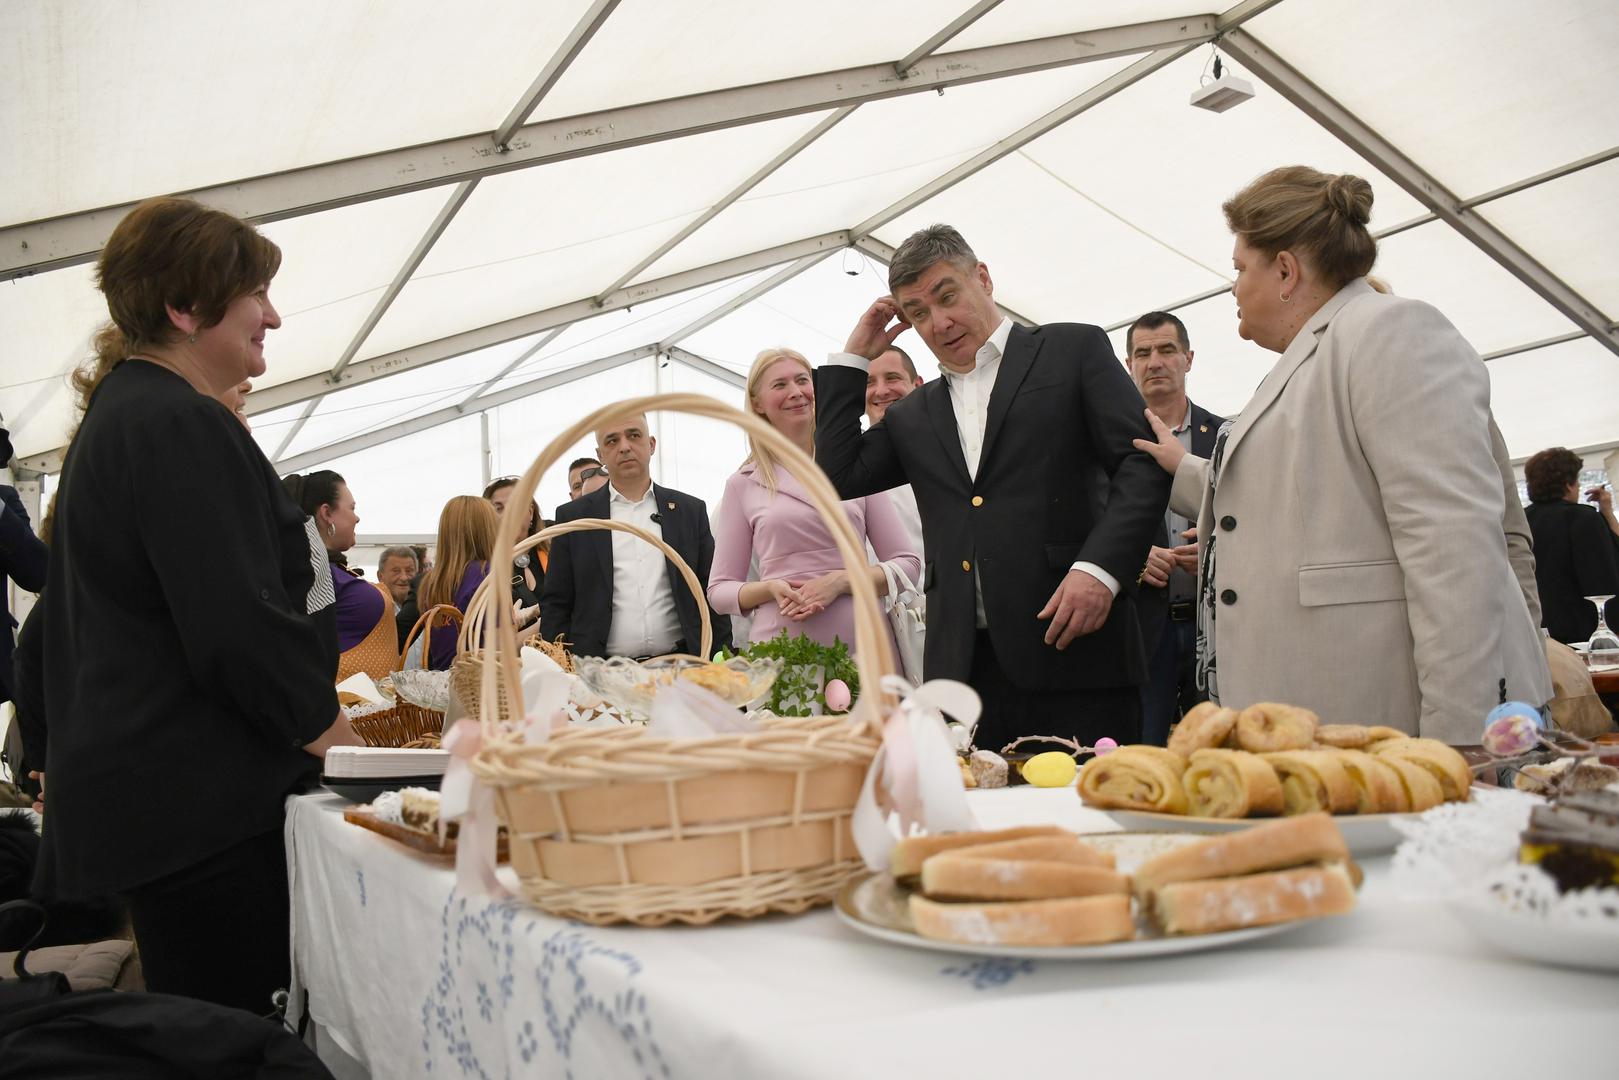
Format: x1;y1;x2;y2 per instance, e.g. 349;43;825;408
1076;701;1475;854
834;815;1359;957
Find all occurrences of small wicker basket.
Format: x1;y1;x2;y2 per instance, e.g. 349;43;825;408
469;393;895;926
451;521;712;725
347;603;461;747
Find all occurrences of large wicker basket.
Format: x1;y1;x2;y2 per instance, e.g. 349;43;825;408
468;393;895;926
451;521;713;725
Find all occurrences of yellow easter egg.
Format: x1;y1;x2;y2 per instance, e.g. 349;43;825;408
1020;751;1077;788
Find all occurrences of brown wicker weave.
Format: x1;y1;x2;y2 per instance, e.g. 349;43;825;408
469;393;895;926
348;603;461;747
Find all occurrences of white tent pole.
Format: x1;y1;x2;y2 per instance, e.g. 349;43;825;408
493;0;624;148
270;179;480;461
893;0;1009;74
479;412;493;489
273;345;657;474
0;17;1216;281
1219;28;1619;358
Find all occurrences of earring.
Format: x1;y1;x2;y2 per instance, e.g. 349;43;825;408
187;331;198;343
1279;293;1291;304
327;522;337;539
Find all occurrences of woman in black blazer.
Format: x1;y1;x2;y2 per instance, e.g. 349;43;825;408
1524;447;1619;643
37;197;360;1014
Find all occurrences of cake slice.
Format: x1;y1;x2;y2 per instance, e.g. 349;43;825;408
1153;862;1357;935
919;855;1129;902
909;893;1135;946
1131;813;1350;895
890;825;1069;879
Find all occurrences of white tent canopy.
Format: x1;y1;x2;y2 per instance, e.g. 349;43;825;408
5;0;1617;533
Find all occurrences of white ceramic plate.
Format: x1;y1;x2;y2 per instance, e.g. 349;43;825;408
833;832;1345;960
1102;808;1408;856
1448;900;1619;972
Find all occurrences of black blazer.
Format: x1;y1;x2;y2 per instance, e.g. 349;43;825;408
0;485;48;704
38;362;336;901
815;322;1169;690
1525;498;1619;644
1136;399;1226;656
541;483;731;658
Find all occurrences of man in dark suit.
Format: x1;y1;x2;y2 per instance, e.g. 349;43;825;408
1523;446;1619;644
815;225;1168;750
0;420;48;713
541;413;730;658
1124;312;1226;745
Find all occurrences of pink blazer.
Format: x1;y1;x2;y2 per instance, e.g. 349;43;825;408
708;463;921;655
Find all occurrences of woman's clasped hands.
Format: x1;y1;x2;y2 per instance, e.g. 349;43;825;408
766;571;849;621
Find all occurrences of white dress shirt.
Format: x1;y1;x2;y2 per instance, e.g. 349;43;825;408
604;481;683;658
828;317;1119;629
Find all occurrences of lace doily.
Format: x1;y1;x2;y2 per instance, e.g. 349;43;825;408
390;668;453;711
1391;785;1619;931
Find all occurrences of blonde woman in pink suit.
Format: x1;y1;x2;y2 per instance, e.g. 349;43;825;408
708;348;920;656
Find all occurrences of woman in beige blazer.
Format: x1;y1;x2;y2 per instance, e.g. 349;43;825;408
1135;166;1552;745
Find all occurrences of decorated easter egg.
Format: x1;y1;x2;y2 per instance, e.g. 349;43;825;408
1482;701;1543;757
824;679;851;713
1020;751;1078;788
1093;737;1119;754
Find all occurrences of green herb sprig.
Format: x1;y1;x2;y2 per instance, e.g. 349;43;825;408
718;629;860;716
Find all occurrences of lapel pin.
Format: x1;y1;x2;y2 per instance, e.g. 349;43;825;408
667;501;675;511
1199;424;1209;433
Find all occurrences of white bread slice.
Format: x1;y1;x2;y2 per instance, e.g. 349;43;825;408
1152;862;1357;935
1132;813;1349;895
920;855;1129;902
948;835;1115;870
909;893;1135;946
890;825;1069;879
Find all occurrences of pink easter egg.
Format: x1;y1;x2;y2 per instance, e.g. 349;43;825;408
824;679;851;713
1093;737;1118;754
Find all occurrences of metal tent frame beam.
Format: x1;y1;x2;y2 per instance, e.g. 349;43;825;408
1219;29;1619;358
493;0;624;148
273;346;659;474
0;16;1215;281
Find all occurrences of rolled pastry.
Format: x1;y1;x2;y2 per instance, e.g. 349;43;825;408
1380;755;1444;812
920;855;1130;902
950;836;1115;870
1235;703;1320;753
1379;737;1473;795
1332;749;1410;814
1315;724;1371;749
1152;862;1357;936
909;893;1135;947
1260;750;1357;815
1371;738;1472;802
1168;702;1239;759
1364;725;1409;742
891;825;1069;879
1183;748;1285;818
1076;746;1190;814
1133;812;1350;894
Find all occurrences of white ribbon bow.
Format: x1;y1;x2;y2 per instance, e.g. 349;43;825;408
851;675;981;872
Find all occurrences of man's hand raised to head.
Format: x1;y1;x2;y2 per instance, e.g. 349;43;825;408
1037;569;1113;650
844;298;911;360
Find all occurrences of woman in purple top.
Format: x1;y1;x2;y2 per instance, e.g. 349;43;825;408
282;470;398;679
420;495;498;670
708;348;920;657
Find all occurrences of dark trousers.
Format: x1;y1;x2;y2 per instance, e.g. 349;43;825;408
124;827;291;1017
1141;610;1208;746
967;630;1142;754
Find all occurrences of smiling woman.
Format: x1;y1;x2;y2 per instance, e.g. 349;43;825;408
37;196;361;1013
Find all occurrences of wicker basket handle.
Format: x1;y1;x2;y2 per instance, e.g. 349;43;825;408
400;603;464;671
479;393;896;735
458;522;711;660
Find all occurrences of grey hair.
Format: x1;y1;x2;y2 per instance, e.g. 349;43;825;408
887;224;978;293
378;545;418;570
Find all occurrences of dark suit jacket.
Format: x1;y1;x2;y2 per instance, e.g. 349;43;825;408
815;322;1170;690
1136;399;1225;656
541;483;731;658
0;485;49;704
1525;498;1619;644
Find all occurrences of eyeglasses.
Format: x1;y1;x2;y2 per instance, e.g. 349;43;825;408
579;466;609;480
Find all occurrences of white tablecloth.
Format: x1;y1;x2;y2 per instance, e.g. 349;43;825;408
287;788;1614;1079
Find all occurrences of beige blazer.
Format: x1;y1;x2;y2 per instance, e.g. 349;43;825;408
1170;278;1552;743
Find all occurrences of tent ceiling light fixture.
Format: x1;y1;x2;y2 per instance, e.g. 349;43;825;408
1191;53;1254;113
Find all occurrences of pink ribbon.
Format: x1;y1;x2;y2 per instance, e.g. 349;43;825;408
439;718;509;897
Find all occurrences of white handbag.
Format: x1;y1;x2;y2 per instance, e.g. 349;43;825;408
880;561;927;684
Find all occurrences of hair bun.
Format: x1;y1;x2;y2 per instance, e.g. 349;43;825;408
1324;174;1373;226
